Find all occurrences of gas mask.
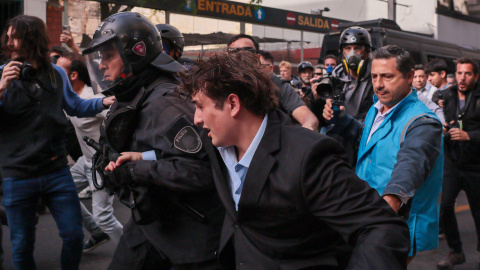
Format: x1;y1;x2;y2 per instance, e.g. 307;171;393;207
342;50;365;76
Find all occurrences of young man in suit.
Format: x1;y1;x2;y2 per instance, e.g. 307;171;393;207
180;51;410;270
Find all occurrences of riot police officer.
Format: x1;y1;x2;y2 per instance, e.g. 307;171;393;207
156;23;197;69
83;12;224;270
156;23;184;61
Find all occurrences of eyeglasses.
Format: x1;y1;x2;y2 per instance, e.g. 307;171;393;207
315;73;323;76
227;47;257;53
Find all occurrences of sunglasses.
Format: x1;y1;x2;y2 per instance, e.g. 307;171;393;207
227;47;257;53
315;73;323;76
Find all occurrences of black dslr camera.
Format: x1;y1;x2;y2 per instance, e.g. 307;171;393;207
313;75;336;100
17;62;37;81
0;60;37;81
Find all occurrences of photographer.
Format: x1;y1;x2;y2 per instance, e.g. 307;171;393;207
310;27;374;165
313;26;374;125
0;15;114;269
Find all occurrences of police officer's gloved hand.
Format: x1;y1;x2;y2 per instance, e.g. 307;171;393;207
105;161;137;188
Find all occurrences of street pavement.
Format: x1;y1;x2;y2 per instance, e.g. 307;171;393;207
1;195;130;270
1;191;478;269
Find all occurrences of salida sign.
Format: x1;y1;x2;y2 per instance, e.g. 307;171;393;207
298;16;339;31
287;13;339;32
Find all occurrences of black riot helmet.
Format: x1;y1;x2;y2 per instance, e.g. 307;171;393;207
339;27;372;50
298;61;314;74
156;24;184;60
83;12;182;94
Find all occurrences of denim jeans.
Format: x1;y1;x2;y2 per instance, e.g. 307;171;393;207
71;156;123;243
2;167;84;270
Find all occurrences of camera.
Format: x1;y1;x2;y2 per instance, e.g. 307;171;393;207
443;121;458;139
0;60;37;81
314;76;335;100
17;62;37;81
438;93;444;100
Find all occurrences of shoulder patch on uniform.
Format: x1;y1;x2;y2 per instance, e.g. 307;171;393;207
166;115;202;154
174;126;202;153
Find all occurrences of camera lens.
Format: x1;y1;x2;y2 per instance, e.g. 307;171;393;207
21;65;37;81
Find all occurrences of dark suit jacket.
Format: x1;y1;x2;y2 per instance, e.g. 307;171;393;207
204;109;410;270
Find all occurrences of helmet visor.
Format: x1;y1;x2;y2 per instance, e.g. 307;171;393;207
85;39;132;95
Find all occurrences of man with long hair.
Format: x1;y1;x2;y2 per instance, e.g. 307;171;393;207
0;15;114;269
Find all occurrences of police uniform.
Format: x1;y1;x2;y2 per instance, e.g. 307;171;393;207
81;12;224;270
106;75;224;270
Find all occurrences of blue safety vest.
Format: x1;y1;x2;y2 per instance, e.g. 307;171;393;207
356;91;443;256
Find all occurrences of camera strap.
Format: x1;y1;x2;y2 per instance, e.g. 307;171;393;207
48;64;58;90
30;64;58;95
456;90;473;118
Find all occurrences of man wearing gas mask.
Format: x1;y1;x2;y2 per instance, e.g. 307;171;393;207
314;26;374;124
311;26;374;165
82;12;224;270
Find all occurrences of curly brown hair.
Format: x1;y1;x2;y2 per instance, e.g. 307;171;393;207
1;15;51;68
180;51;279;116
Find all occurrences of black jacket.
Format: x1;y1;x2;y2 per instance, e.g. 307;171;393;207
205;109;410;270
107;75;224;264
0;64;103;178
443;83;480;170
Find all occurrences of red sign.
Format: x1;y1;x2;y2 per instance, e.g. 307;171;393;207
331;19;339;31
286;12;296;26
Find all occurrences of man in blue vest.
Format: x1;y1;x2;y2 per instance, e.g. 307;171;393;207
323;45;444;263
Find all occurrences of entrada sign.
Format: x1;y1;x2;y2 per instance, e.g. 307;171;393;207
197;0;253;17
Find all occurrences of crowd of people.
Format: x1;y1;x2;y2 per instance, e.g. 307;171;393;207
0;11;479;270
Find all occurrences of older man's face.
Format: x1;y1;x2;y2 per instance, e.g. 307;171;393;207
371;57;413;111
413;69;427;90
279;67;291;80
